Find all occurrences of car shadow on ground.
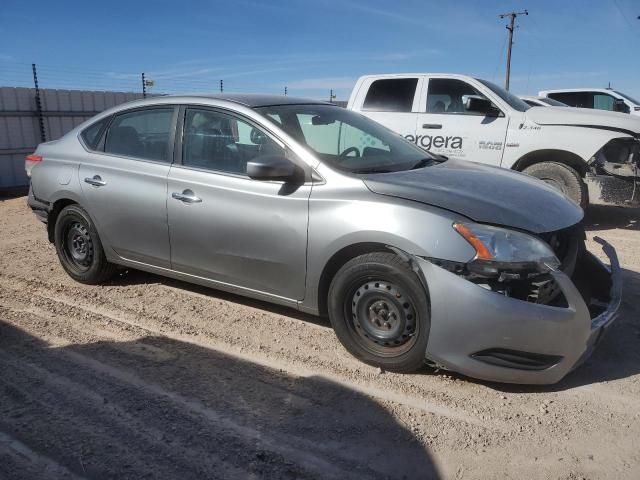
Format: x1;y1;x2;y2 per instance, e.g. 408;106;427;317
106;267;333;329
584;205;640;231
106;263;640;394
0;321;440;479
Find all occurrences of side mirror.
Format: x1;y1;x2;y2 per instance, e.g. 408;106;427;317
464;95;496;115
247;154;300;182
613;99;629;113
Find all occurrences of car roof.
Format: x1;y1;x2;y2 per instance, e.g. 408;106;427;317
539;88;614;94
166;93;332;108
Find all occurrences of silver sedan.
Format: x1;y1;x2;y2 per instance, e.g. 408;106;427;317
26;94;621;384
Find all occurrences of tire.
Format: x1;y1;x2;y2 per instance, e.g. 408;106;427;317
522;161;588;209
328;252;430;373
53;204;116;284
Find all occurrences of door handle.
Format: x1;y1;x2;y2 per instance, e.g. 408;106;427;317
422;124;442;129
84;175;106;187
172;190;202;204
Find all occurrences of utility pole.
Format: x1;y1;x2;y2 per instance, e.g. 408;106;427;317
220;80;224;93
142;73;147;98
284;86;287;96
329;89;336;103
499;9;528;91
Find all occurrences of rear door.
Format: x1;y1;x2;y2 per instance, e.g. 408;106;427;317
356;77;421;141
416;77;508;166
167;106;310;300
79;106;176;267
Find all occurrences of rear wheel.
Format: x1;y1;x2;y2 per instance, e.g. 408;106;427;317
523;161;588;209
54;204;116;284
328;252;430;372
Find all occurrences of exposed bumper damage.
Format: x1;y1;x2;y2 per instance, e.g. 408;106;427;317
586;137;640;207
411;237;621;384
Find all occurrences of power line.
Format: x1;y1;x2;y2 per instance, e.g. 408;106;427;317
498;9;528;91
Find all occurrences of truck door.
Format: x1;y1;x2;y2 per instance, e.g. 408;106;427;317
356;77;420;141
416;77;508;166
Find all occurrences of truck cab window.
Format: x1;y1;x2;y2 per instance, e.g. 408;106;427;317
426;78;488;114
362;78;418;112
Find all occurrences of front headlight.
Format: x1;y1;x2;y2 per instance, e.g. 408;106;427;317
453;222;560;278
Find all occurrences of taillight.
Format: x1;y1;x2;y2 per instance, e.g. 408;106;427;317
25;154;43;177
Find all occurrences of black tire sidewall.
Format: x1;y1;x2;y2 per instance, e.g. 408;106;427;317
523;162;588;209
54;205;112;284
328;253;430;372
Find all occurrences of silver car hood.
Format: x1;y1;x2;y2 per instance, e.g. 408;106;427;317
362;159;584;234
526;106;640;135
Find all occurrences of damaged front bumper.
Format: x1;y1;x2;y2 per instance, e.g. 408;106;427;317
586;137;640;207
414;238;621;384
585;173;639;207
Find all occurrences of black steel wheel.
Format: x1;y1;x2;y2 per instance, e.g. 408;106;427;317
328;252;430;372
54;204;116;284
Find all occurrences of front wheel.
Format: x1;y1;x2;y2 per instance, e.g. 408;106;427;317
54;204;116;284
523;161;588;209
328;252;430;372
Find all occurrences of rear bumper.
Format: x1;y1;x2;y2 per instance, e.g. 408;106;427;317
416;238;621;384
27;184;49;223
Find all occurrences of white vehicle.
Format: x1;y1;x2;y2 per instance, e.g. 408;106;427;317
348;73;640;208
539;88;640;116
520;96;568;108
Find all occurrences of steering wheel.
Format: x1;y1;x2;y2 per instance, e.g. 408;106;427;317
337;146;361;164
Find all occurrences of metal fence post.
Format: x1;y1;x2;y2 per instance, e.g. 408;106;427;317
142;72;147;98
31;63;46;142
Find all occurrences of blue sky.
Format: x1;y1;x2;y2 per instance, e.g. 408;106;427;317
1;0;638;100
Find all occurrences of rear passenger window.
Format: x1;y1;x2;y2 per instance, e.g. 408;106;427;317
81;117;110;150
362;78;418;112
104;108;174;162
548;92;588;108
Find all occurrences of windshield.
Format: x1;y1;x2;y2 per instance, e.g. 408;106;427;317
255;104;435;174
475;78;530;112
614;90;640;106
540;97;568;107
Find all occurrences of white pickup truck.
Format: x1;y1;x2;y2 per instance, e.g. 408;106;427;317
539;88;640;116
347;73;640;208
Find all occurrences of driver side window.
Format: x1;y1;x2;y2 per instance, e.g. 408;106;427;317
426;78;490;115
182;108;284;175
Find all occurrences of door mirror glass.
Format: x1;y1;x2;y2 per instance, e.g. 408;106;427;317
247;154;299;182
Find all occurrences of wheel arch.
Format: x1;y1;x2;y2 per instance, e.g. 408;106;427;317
512;149;588;177
47;198;79;243
317;242;395;317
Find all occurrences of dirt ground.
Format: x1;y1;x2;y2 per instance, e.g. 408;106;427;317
0;196;638;480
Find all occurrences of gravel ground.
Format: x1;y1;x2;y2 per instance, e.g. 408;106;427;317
0;196;639;480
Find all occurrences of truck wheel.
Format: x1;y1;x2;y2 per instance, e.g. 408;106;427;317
54;204;117;284
328;252;430;373
523;162;588;209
